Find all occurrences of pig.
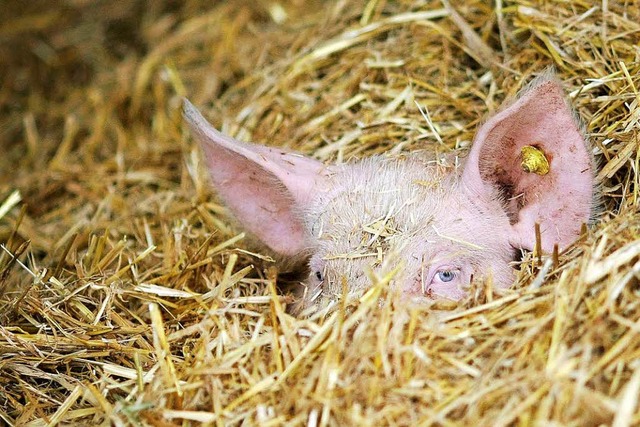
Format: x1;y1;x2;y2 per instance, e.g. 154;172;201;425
183;72;595;311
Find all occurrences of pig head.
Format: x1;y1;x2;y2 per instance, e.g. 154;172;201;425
183;73;595;310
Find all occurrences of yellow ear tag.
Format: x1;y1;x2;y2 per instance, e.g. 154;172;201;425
521;145;550;175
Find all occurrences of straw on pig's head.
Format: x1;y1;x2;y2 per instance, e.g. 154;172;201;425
184;73;595;311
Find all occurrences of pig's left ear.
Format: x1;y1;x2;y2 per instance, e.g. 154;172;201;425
183;99;331;256
461;76;594;252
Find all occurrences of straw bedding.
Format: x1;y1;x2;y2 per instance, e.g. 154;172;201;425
1;0;639;425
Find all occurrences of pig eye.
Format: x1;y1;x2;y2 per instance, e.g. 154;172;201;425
315;271;324;281
435;270;456;283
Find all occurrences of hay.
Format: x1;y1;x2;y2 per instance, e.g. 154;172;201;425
1;0;639;425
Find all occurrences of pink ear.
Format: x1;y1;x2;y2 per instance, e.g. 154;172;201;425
461;75;594;252
183;99;330;255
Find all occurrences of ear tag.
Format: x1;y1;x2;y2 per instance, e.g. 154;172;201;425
521;145;550;175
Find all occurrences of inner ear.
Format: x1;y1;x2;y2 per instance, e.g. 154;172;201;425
478;140;548;225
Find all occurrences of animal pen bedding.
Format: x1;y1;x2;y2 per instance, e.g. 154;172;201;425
1;0;640;425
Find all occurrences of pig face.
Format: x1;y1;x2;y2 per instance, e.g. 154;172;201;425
183;73;595;311
303;156;516;307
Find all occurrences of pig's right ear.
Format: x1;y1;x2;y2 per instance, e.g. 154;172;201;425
183;99;330;256
460;76;594;253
